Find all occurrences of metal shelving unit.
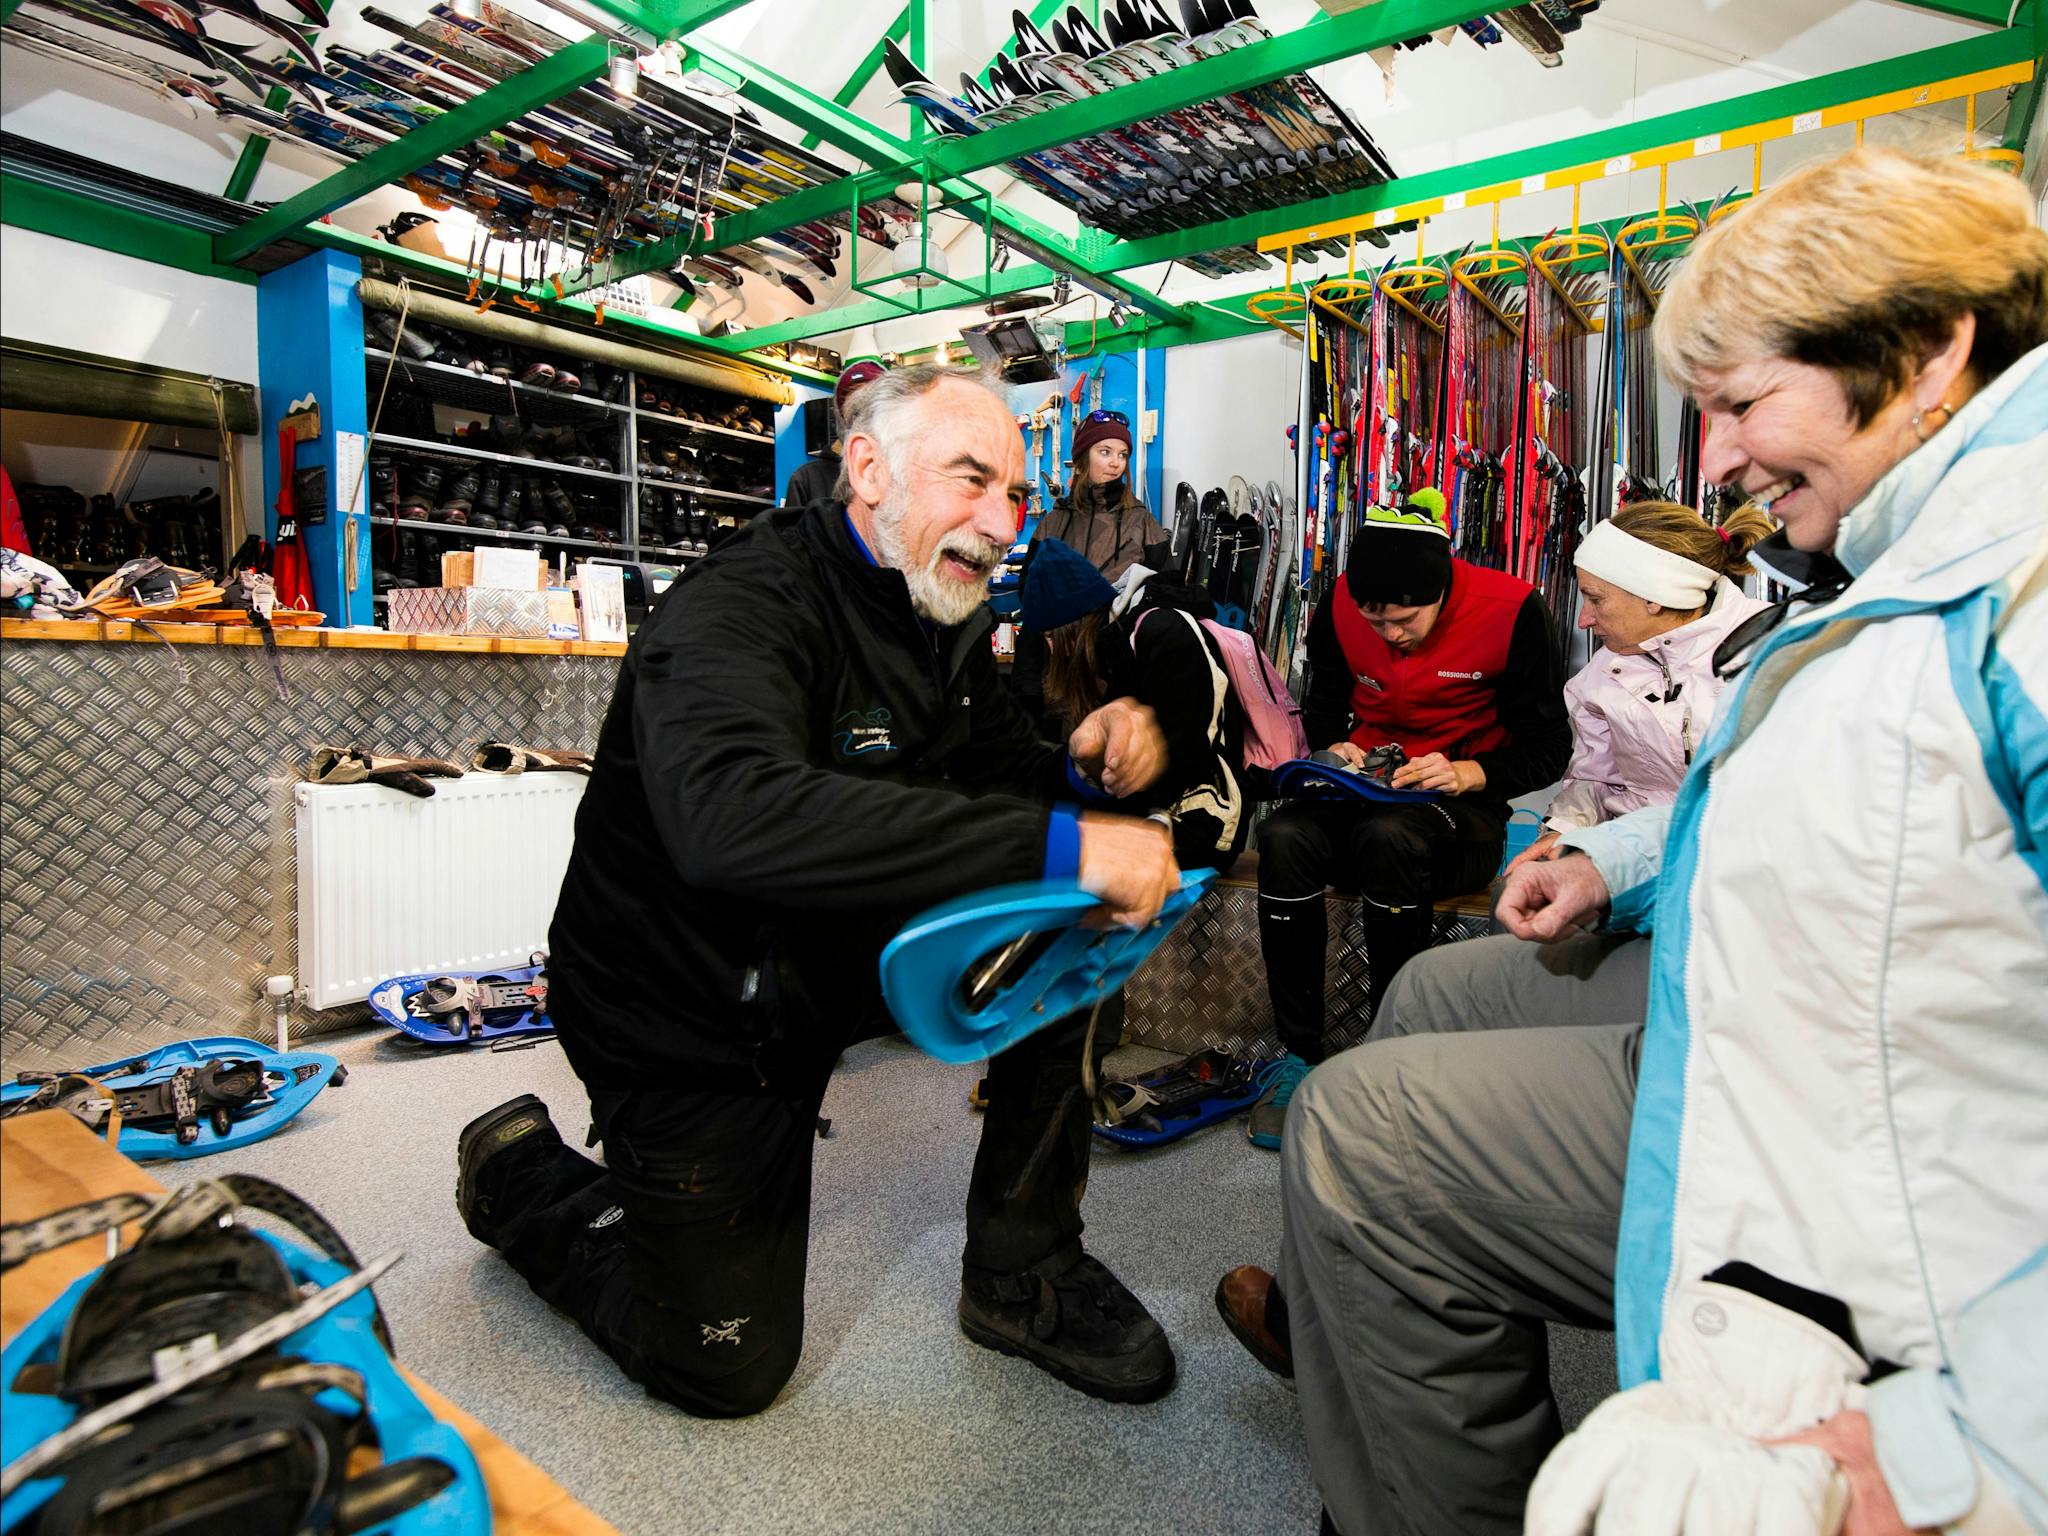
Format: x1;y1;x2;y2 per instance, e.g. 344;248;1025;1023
368;432;629;483
369;319;778;620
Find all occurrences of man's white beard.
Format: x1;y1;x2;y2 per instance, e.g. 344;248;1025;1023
872;480;1003;627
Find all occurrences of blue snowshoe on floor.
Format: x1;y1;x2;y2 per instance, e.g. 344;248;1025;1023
368;956;551;1046
0;1174;487;1535
1091;1048;1271;1149
0;1037;344;1161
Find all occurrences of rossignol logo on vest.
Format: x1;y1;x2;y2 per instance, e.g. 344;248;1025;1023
1437;669;1483;680
833;707;895;759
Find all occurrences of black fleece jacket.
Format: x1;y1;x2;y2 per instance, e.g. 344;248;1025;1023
548;499;1070;1091
1298;577;1570;810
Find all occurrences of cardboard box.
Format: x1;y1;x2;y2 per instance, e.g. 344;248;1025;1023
473;546;545;591
545;588;580;641
388;586;551;638
440;550;475;588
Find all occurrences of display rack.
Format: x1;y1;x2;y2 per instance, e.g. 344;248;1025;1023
360;310;777;616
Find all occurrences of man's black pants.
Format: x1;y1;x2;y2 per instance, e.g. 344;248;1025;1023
477;1008;1110;1417
1254;796;1506;1062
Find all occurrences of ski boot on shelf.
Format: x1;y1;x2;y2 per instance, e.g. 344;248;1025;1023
0;1037;346;1159
368;954;553;1046
1090;1049;1271;1149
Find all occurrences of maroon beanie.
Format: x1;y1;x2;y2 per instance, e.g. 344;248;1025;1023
834;360;887;416
1070;412;1132;466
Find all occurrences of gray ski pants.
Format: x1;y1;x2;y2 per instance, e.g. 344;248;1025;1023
1278;930;1651;1536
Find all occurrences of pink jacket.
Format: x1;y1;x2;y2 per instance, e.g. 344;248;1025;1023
1545;577;1769;832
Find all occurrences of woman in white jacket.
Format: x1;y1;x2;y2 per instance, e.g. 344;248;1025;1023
1229;145;2047;1536
1513;500;1774;868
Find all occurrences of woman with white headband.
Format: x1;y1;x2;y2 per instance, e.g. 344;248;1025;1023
1509;500;1774;867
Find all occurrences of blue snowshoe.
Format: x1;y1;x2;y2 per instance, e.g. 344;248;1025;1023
0;1174;488;1535
367;956;551;1046
1091;1049;1271;1148
0;1037;344;1161
1272;745;1442;803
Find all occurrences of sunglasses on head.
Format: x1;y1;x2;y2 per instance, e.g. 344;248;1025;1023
1083;409;1129;427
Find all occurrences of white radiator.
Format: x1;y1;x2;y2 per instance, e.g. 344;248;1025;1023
293;773;587;1009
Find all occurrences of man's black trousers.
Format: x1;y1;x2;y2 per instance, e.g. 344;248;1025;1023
477;1007;1112;1417
1254;796;1506;1062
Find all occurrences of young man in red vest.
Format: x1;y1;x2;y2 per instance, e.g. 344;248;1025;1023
1247;493;1569;1147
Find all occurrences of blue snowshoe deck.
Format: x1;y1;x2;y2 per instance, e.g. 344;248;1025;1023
0;1036;343;1161
1273;753;1442;803
1091;1049;1270;1148
368;960;552;1045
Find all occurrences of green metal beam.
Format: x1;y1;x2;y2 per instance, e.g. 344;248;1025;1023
800;5;910;151
917;0;1498;182
212;37;609;264
1095;23;2041;275
223;87;291;202
2003;0;2045;152
1;173;257;283
0;0;25;22
684;261;1068;353
593;33;1187;321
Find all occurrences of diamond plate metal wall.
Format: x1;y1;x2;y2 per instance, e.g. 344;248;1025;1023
1;639;616;1075
1123;883;1490;1060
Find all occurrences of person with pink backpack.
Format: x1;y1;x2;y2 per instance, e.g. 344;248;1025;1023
1021;536;1296;874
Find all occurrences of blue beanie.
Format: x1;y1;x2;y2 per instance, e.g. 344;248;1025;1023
1021;538;1116;632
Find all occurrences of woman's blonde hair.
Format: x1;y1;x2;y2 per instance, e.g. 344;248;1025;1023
1654;146;2048;425
1609;500;1777;588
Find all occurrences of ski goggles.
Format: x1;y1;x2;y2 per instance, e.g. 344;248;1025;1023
1081;409;1129;427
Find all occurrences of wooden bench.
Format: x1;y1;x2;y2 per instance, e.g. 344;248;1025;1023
1;1111;622;1536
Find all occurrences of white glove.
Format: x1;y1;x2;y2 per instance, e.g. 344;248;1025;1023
1527;1278;1870;1536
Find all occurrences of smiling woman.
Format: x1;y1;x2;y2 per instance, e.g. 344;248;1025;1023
1652;145;2048;551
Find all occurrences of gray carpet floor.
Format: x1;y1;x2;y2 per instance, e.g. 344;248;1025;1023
160;1026;1615;1536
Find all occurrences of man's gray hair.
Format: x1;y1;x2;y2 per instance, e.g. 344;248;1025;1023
832;363;1008;504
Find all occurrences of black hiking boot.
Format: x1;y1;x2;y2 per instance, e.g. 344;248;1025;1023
457;1093;558;1246
959;1245;1176;1404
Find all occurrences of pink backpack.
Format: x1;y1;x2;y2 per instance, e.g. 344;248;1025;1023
1132;607;1309;772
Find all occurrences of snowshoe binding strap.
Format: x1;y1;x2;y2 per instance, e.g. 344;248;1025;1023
0;1194;154;1274
413;971;548;1041
0;1073;122;1146
879;872;1214;1065
76;1058;304;1149
468;740;594;775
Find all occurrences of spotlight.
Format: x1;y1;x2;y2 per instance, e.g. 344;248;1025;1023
1109;300;1131;329
1051;273;1072;308
608;50;640;96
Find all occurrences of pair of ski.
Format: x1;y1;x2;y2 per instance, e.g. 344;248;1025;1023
886;0;1402;281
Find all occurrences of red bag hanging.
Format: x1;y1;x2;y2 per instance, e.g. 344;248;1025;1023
272;425;313;611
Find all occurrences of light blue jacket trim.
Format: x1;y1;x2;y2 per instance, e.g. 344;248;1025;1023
1867;1245;2048;1531
1560;804;1671;931
1981;637;2048;890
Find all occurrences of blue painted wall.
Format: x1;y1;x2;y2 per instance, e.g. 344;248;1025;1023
256;249;371;626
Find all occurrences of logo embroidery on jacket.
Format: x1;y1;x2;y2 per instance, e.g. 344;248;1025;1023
833;708;896;759
1437;669;1483;680
1355;673;1383;692
702;1317;751;1346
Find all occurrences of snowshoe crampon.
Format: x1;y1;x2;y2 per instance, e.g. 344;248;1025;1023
367;956;551;1046
0;1038;345;1161
1091;1048;1268;1147
880;873;1214;1064
0;1175;487;1536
